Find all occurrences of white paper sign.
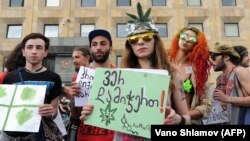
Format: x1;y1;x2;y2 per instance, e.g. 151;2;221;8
0;85;46;132
75;67;95;107
202;87;228;125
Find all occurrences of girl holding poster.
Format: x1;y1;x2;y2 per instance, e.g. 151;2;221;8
80;2;191;141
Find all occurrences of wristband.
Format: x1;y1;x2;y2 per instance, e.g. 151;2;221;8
179;115;186;125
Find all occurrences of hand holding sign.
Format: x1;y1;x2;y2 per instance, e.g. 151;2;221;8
75;67;95;107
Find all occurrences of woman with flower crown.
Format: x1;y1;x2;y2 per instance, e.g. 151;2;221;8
168;27;212;125
80;2;190;141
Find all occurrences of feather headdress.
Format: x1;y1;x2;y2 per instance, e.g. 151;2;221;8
126;2;158;37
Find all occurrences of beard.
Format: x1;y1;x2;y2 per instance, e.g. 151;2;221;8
75;67;80;72
213;61;225;72
92;50;110;63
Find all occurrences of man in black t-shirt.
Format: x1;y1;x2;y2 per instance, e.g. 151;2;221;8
1;33;62;141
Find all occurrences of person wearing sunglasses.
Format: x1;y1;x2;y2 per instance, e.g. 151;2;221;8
80;2;190;141
210;42;250;125
168;27;212;125
117;2;191;141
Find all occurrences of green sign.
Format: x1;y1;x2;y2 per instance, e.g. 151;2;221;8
85;68;170;138
0;85;46;132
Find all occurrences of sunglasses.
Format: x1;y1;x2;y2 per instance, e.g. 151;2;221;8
128;33;155;45
210;53;222;61
180;33;197;44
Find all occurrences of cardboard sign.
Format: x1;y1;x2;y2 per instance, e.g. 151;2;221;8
75;67;95;107
0;85;46;132
85;68;170;138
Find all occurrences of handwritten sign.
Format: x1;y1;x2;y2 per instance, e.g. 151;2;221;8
202;87;228;125
0;85;46;132
75;67;95;107
85;68;170;138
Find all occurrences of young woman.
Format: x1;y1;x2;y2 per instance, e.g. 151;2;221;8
80;2;190;141
168;27;212;124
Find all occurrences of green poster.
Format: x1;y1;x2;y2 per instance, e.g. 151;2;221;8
85;68;170;138
0;85;46;132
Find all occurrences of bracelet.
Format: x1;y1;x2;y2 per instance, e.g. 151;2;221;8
178;115;186;125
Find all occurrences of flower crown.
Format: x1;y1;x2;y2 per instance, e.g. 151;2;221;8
126;2;158;37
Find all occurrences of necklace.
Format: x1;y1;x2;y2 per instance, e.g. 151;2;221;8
24;66;43;73
226;66;236;81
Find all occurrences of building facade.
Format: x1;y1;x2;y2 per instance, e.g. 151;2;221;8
0;0;249;83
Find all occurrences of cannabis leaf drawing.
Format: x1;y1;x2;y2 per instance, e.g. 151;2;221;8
0;86;7;98
16;108;33;125
100;102;117;126
21;87;37;100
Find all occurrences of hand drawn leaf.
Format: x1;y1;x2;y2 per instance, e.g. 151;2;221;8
21;87;37;100
16;108;33;125
0;86;7;98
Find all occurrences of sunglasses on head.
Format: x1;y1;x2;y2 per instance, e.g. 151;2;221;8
128;33;155;45
180;33;197;44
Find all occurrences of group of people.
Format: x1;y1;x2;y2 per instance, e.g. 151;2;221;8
0;2;250;141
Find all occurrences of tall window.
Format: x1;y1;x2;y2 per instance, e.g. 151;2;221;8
46;0;60;7
188;23;204;31
117;0;131;6
222;0;236;6
224;23;239;37
80;24;95;37
44;24;59;37
116;56;122;67
117;24;128;37
155;23;168;37
187;0;202;6
81;0;95;7
9;0;24;7
152;0;166;6
7;25;22;38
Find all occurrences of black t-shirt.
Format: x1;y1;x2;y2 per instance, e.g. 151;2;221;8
3;68;62;137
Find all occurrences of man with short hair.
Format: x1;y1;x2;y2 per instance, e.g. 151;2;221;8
1;33;63;140
68;29;115;141
210;42;250;124
233;45;250;67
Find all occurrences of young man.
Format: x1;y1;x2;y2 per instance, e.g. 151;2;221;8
66;47;91;141
68;29;115;141
1;33;62;140
233;45;250;67
210;42;250;124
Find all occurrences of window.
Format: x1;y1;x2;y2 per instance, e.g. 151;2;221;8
222;0;236;6
187;0;201;6
7;25;22;38
224;23;239;37
80;24;95;37
44;24;59;37
116;56;122;67
9;0;24;7
152;0;166;6
188;23;204;31
117;0;131;6
46;0;60;7
117;24;128;37
81;0;95;7
155;24;168;37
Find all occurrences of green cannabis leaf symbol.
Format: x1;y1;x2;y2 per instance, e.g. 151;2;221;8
0;86;7;98
16;108;33;125
183;79;192;93
21;87;37;100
